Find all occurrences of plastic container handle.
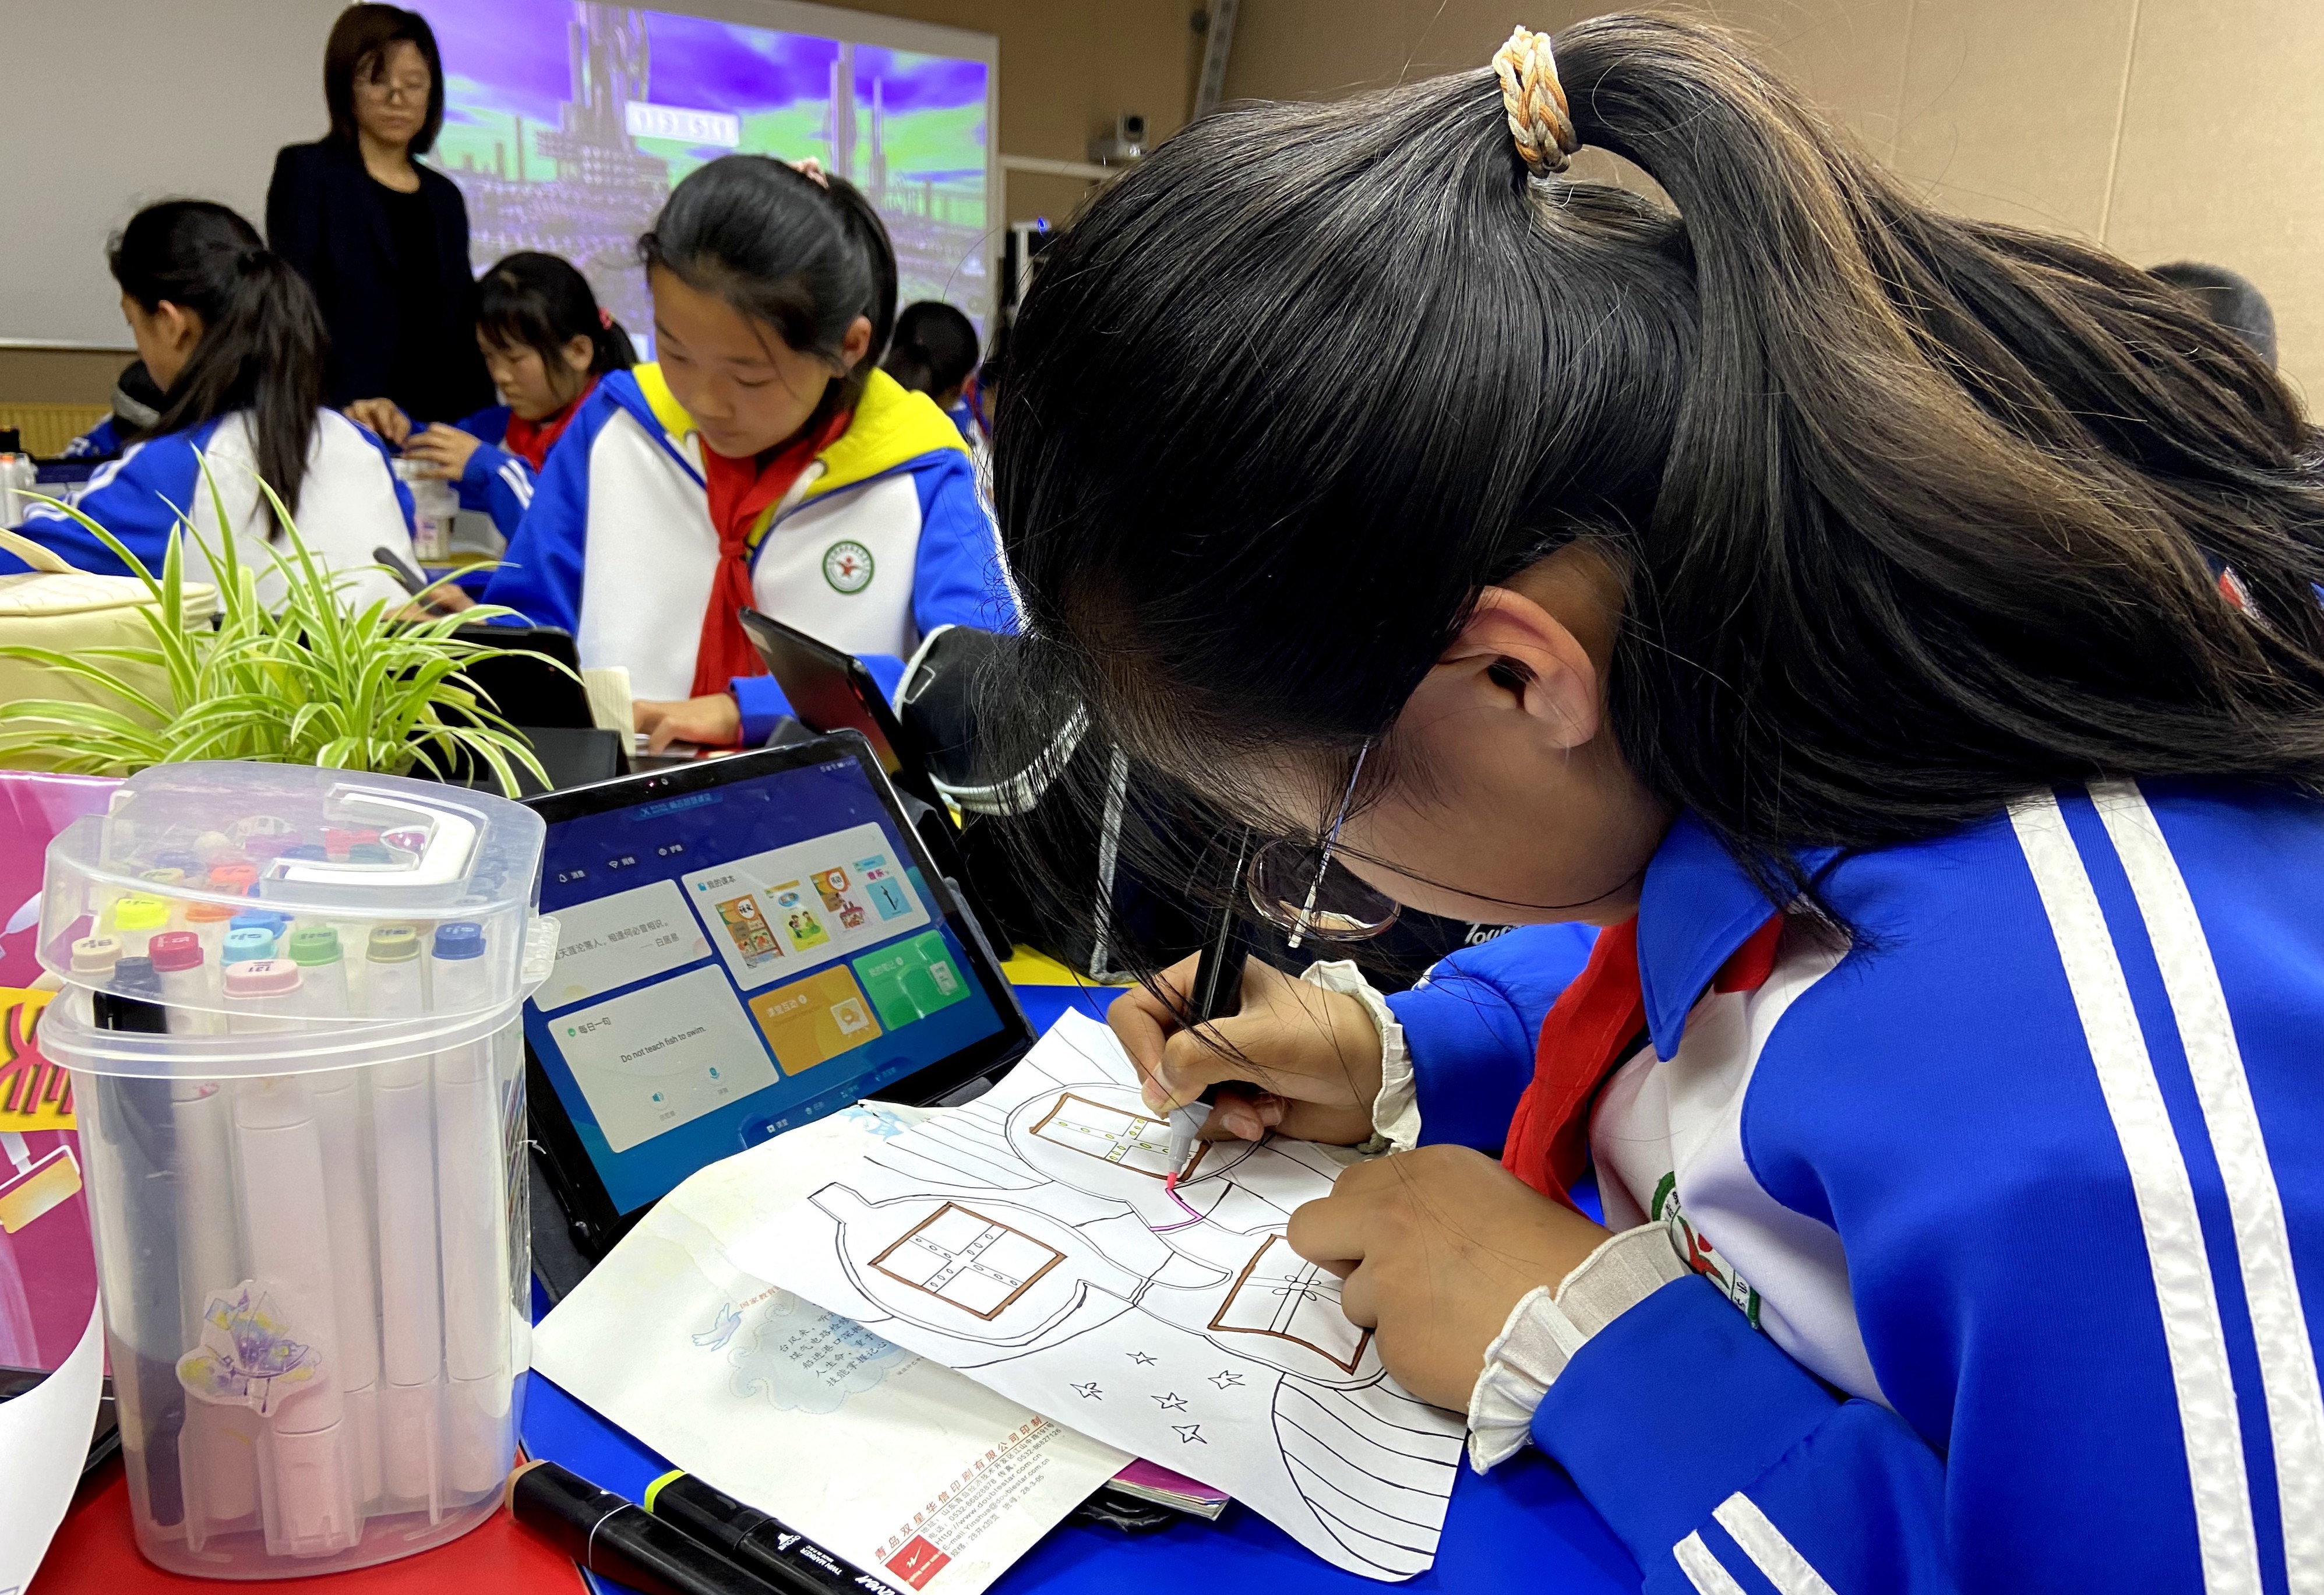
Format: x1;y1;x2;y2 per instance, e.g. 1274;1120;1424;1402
0;526;77;575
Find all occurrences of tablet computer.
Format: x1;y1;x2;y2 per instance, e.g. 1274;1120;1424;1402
521;733;1036;1256
736;607;934;808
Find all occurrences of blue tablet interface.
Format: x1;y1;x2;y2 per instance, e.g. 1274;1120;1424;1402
526;755;1006;1214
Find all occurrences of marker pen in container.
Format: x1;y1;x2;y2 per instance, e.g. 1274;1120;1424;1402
154;849;200;875
230;911;288;960
226;958;362;1555
172;946;256;1535
646;1471;900;1595
207;862;259;896
110;894;172;957
285;924;383;1505
429;922;510;1495
147;931;217;1035
71;934;124;982
184;899;238;971
364;925;443;1507
508;1462;787;1595
137;868;186;890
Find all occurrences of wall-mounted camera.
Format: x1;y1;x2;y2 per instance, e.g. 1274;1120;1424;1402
1089;112;1148;167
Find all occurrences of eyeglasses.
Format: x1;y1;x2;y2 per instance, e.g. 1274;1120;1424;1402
357;74;431;104
1243;741;1401;948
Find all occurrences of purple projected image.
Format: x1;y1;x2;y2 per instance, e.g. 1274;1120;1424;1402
425;2;992;344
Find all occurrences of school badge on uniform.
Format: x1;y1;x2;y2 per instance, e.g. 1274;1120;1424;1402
823;540;875;593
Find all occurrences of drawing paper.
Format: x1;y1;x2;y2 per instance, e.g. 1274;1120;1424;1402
746;1013;1467;1582
532;1103;1129;1595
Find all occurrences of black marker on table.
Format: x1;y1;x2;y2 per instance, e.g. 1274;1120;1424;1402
1163;829;1259;1188
507;1459;789;1595
646;1470;900;1595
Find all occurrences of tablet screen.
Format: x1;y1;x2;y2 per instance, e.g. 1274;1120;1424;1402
525;752;1010;1215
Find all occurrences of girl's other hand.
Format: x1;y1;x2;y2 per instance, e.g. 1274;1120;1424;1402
1108;953;1383;1146
403;423;482;480
1287;1145;1615;1409
345;397;412;445
635;692;742;753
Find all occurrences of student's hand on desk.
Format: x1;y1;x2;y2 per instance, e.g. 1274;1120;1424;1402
1109;955;1382;1147
1288;1145;1614;1409
636;692;741;753
403;423;482;479
345;397;413;446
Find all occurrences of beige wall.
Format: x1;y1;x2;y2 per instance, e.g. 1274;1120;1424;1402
1225;0;2324;401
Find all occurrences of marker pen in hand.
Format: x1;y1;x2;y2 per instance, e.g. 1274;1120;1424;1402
227;959;362;1554
509;1462;791;1595
365;925;445;1506
1164;832;1260;1189
430;922;511;1496
290;925;382;1506
647;1470;900;1595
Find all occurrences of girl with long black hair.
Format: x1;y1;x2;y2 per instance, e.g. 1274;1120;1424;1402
348;251;636;540
2;199;416;608
998;16;2324;1590
484;156;1008;750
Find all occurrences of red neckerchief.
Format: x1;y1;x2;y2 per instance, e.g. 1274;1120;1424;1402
500;376;598;472
1502;911;1787;1208
691;409;852;703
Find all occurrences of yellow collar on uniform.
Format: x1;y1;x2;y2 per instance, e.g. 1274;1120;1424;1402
630;362;969;501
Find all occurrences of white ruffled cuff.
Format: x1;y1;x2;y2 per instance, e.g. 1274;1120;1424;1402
1465;1224;1690;1472
1300;959;1416;1153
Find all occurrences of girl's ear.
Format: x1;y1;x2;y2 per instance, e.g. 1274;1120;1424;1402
560;333;595;374
156;301;204;358
1416;582;1604;751
838;314;873;372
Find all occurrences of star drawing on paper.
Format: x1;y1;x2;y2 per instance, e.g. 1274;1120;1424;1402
1173;1424;1206;1445
1209;1369;1243;1389
1153;1391;1188;1411
1071;1381;1103;1400
1127;1351;1157;1365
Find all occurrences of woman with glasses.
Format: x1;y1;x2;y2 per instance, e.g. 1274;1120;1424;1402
999;15;2324;1592
266;4;492;424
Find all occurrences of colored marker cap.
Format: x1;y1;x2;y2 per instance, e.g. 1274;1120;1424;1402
138;868;186;887
348;842;394;864
114;956;160;998
207;863;258;892
223;927;277;964
367;925;421;963
112;895;170;932
70;935;123;975
223;959;301;999
184;900;238;924
433;922;485;960
154;850;199;872
231;910;288;934
148;931;203;973
287;926;342;966
281;844;329;861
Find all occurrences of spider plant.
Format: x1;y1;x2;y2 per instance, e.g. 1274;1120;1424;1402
0;465;551;795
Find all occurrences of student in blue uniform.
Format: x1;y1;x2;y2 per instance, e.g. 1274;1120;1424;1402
347;251;635;541
882;300;981;447
2;200;414;610
1002;17;2324;1592
482;156;1011;749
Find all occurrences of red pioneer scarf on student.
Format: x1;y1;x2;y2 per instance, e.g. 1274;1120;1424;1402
1502;911;1786;1207
500;376;599;472
690;408;852;702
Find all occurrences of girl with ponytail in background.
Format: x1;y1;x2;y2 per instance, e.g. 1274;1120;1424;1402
1;199;417;610
485;154;1010;751
348;251;636;540
1003;16;2324;1590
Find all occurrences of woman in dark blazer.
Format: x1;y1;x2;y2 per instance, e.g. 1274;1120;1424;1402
266;4;492;420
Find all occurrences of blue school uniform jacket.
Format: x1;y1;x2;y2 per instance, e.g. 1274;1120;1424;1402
1;408;415;611
442;404;537;537
483;364;1013;733
1388;778;2324;1592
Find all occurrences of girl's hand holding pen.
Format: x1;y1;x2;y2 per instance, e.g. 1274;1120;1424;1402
1108;953;1382;1147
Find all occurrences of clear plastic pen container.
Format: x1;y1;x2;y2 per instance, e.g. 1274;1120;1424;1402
36;764;556;1578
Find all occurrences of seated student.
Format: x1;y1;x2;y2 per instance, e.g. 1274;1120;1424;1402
484;156;1010;749
58;360;166;462
998;16;2324;1591
1;200;414;610
347;251;636;540
881;300;981;446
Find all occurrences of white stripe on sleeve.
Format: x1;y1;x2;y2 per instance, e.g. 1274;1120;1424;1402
1711;1494;1838;1595
2094;780;2324;1595
1673;1530;1751;1595
499;460;534;509
2011;790;2261;1594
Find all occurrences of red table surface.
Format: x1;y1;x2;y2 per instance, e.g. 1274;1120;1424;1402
35;1460;585;1595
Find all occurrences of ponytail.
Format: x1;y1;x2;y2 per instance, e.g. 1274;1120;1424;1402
990;12;2324;920
477;251;636;393
884;300;979;399
110;200;324;534
639;155;898;423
